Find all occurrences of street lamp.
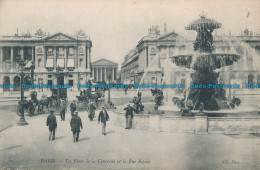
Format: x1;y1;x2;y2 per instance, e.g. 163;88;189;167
17;60;28;126
107;67;112;104
106;67;116;109
30;61;35;86
56;66;62;103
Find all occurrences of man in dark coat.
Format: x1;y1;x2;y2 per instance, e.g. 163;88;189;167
124;104;136;129
89;102;96;121
98;106;109;135
46;110;57;141
70;111;83;142
70;100;77;117
60;99;67;121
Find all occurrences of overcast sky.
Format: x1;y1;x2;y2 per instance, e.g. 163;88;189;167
0;0;259;68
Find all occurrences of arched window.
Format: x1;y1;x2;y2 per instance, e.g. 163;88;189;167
3;76;10;92
13;76;21;91
248;74;254;85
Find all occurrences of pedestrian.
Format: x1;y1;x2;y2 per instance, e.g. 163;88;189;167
70;111;83;142
124;104;135;129
98;106;110;135
60;99;67;121
46;110;57;141
89;102;96;121
124;87;128;95
70;100;77;117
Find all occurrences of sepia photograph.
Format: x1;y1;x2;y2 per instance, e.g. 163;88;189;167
0;0;260;169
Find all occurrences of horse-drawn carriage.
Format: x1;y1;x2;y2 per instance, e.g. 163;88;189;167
76;87;105;108
17;91;52;116
50;88;68;104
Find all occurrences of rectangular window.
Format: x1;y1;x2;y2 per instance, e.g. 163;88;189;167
67;58;75;68
69;75;73;77
48;75;52;78
46;58;54;68
57;58;65;68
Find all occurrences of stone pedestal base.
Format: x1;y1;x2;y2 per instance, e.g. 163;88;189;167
195;116;208;134
17;117;28;126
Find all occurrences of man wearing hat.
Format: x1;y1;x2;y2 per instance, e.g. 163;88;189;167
124;104;136;129
70;100;77;117
46;110;57;141
60;99;67;121
70;111;83;142
89;102;96;121
98;106;110;135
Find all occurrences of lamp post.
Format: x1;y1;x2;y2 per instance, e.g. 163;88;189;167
107;67;112;104
30;61;35;87
106;67;116;109
56;66;62;103
17;60;28;126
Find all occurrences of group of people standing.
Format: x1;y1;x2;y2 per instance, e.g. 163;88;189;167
46;91;143;142
46;100;110;143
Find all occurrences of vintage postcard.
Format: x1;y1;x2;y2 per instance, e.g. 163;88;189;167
0;0;260;169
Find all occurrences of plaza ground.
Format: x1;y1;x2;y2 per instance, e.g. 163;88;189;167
0;89;260;169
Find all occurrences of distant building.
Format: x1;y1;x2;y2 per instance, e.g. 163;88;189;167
0;29;92;92
91;58;118;83
121;25;260;90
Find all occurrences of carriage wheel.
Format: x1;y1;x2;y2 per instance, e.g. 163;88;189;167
28;106;35;117
17;105;22;116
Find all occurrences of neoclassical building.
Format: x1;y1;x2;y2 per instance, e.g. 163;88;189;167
0;29;92;92
92;58;118;83
121;25;260;89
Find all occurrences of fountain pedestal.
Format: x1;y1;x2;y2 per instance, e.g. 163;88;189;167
195;116;208;134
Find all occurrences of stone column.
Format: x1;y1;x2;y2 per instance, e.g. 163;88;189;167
111;67;114;81
101;67;103;81
54;47;57;68
21;47;24;61
104;67;106;82
114;67;117;80
11;47;14;71
252;45;256;70
145;47;148;68
97;67;100;81
87;47;91;72
76;46;78;69
64;47;67;69
0;47;2;71
32;47;35;61
43;46;46;67
244;48;247;70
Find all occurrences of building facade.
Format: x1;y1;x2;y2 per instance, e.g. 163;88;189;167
92;58;118;83
121;26;260;89
0;29;92;92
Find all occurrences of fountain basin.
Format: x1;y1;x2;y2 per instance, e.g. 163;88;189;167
170;53;240;70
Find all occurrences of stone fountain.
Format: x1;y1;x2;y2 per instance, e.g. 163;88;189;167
170;13;241;110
